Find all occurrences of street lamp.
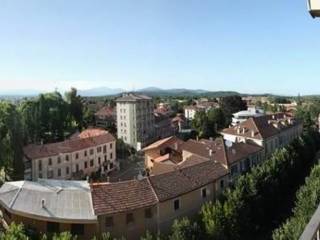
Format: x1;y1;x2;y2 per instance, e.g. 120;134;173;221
308;0;320;18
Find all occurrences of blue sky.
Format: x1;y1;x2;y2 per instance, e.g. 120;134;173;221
0;0;319;95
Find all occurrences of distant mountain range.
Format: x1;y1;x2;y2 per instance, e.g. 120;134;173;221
0;86;280;98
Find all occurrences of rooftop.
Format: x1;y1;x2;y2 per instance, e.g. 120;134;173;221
91;178;158;215
116;93;152;102
222;113;301;140
24;129;115;159
0;179;97;222
149;160;228;202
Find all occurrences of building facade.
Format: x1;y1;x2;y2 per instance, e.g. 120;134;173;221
221;113;303;157
116;93;155;150
23;129;117;181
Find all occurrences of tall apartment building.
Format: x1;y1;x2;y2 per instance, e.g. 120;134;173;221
116;93;155;150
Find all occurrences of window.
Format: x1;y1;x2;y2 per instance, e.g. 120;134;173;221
48;158;52;166
71;224;84;236
90;149;94;155
47;222;59;233
103;145;107;153
126;213;134;224
105;217;114;228
38;172;43;178
76;153;79;159
97;147;102;153
145;208;152;219
109;163;113;169
84;162;88;169
38;160;42;171
202;188;207;198
84;151;87;157
90;159;94;167
110;143;113;149
66;167;70;175
174;199;180;211
98;157;101;165
65;155;69;161
76;164;79;172
110;153;113;159
104;155;107;161
57;157;61;164
48;170;54;179
220;180;224;189
231;165;238;176
58;169;61;177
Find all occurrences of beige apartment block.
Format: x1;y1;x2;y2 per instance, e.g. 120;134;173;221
23;128;116;180
116;93;155;150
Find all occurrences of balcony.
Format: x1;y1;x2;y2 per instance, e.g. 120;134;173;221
300;204;320;240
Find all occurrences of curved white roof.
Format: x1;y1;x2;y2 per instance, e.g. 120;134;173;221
0;179;97;223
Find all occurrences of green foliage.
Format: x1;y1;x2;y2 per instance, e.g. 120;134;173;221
273;164;320;239
192;108;226;139
168;218;201;240
65;88;84;130
191;111;209;138
0;223;29;240
51;232;77;240
19;89;86;144
199;131;320;240
0;101;24;180
220;96;247;124
116;139;136;159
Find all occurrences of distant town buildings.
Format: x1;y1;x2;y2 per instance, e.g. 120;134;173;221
231;107;265;126
184;99;219;120
95;106;116;129
116;93;155;150
23;128;116;181
0;113;304;240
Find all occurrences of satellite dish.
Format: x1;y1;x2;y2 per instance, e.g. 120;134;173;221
225;140;233;148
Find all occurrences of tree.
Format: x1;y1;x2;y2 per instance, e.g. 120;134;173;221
191;111;209;138
207;108;226;132
0;223;29;240
0;101;24;180
65;88;84;130
273;164;320;240
168;218;201;240
220;96;247;125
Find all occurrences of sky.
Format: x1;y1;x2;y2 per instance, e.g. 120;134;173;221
0;0;319;95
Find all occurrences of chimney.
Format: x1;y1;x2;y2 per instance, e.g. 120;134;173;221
137;171;143;180
209;149;213;157
251;130;255;138
174;142;178;150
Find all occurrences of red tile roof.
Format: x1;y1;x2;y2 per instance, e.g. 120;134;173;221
24;130;115;160
149;160;228;202
94;106;114;117
181;138;228;167
225;142;263;165
142;136;184;152
221;113;301;140
91;178;158;215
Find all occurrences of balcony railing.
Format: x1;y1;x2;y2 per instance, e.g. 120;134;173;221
300;204;320;240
